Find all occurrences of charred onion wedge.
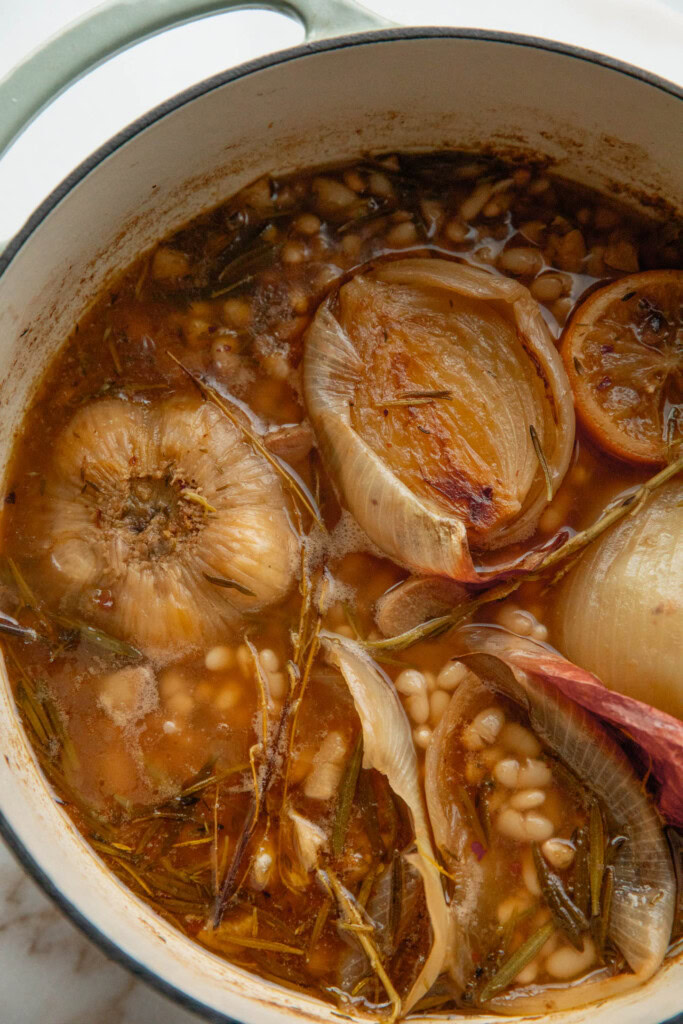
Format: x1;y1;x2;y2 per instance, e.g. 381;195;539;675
39;397;298;655
561;270;682;465
304;258;574;580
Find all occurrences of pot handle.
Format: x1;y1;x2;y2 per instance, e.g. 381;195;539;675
0;0;393;162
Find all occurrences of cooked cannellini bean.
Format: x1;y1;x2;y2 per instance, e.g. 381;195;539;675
515;959;539;984
343;169;366;192
437;661;468;691
215;683;241;711
267;671;287;700
497;807;554;843
282;240;307;264
166;690;194;717
518;759;552;788
462;725;485;751
545;938;596;980
152;246;190;279
497;807;528;841
236;644;251;676
423;671;438;693
531;622;549;642
386;221;418;247
539;491;574;534
406;693;430;725
472;706;505;744
313;176;357;212
494;758;521;787
413;724;433;750
500;722;542;759
497;605;534;636
205;645;235;672
294;212;321;235
497;894;532;924
480;744;505;769
542;838;576;870
368;171;395;199
444;218;468;243
460;181;495;221
395;669;426;696
223;297;252;327
530;271;565;302
304;730;347;800
522;848;541;895
249;839;276;891
498;246;543;276
429;689;450;726
510;788;546;810
259;649;279;673
524;812;554;842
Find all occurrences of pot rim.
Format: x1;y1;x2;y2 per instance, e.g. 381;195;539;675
0;24;681;1024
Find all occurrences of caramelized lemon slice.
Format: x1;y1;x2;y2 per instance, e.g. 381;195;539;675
561;270;682;465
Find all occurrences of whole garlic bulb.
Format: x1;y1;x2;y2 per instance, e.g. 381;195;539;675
41;396;298;656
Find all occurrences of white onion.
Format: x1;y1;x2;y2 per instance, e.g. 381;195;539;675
553;481;683;719
322;635;451;1013
304;259;574;580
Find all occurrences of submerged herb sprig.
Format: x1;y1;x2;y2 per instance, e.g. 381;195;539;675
364;455;683;654
168;353;324;528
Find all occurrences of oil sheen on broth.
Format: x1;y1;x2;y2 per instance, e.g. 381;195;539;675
0;152;681;1019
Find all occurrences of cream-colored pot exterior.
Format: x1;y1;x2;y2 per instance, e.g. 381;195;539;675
0;28;681;1024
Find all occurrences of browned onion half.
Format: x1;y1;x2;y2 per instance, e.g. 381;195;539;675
303;258;575;581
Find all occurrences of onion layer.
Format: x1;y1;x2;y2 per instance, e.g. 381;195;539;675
448;627;676;1013
552;480;683;720
323;635;451;1013
304;259;574;580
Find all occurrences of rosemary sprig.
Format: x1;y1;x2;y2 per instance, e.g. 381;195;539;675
331;733;363;857
532;842;588;949
202;573;256;597
529;424;553;503
318;867;402;1024
168;353;324;528
571;826;591;918
478;920;555;1002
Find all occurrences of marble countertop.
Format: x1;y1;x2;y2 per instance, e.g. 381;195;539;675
0;839;200;1024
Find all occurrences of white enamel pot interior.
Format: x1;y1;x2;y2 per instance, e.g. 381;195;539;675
0;27;681;1024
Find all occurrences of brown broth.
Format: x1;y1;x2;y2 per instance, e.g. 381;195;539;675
0;151;680;1015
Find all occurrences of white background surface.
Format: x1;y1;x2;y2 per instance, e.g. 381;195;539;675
0;2;681;1022
1;0;682;245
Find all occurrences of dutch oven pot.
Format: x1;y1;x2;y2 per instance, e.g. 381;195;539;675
0;1;681;1021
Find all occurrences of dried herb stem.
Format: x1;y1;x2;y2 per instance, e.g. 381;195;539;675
456;783;489;849
307;897;332;961
593;865;615;959
331;733;363;857
529;424;553;503
478;920;555;1003
531;842;588;949
572;827;591;917
589;802;606;918
319;867;401;1024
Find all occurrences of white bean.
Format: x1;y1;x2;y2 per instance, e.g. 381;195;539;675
498;246;543;276
437;661;468;691
267;671;287;700
313;176;357;211
515;959;539;985
524;812;554;842
518;759;552;788
259;648;279;673
542;838;575;871
494;758;521;788
423;671;438;693
429;690;450;727
395;669;426;697
462;725;485;751
497;605;534;636
386;221;417;247
406;692;430;725
522;849;541;895
294;213;321;235
413;725;432;750
215;683;241;711
545;938;596;980
511;788;546;810
497;894;531;924
236;644;251;676
500;722;542;759
497;808;527;841
204;645;234;672
472;706;505;744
